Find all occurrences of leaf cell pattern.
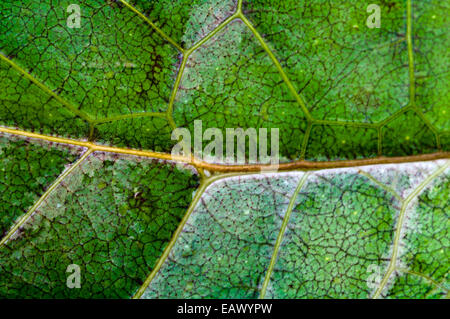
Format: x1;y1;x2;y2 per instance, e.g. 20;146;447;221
143;174;305;298
0;0;178;120
0;151;199;298
140;160;449;299
0;0;447;161
0;134;82;237
0;60;89;138
413;0;449;132
172;20;307;161
266;172;398;298
128;0;237;49
245;0;409;123
384;173;449;298
0;0;448;300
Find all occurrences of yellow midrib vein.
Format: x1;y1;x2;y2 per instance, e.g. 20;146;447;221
0;126;184;161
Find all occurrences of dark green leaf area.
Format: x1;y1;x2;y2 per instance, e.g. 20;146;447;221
306;125;378;160
128;0;236;48
0;154;199;298
0;136;79;237
414;0;449;132
0;0;178;120
245;0;409;123
94;116;174;153
0;61;89;139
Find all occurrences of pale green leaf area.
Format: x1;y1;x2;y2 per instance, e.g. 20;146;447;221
142;160;449;299
0;0;448;299
0;150;199;298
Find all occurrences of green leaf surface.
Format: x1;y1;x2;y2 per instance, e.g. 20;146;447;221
172;20;307;161
0;59;89;138
413;0;449;131
141;160;449;299
0;0;178;120
128;0;236;49
386;173;449;298
0;0;448;300
244;0;409;123
0;151;199;298
0;135;81;237
0;0;447;160
143;173;305;298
